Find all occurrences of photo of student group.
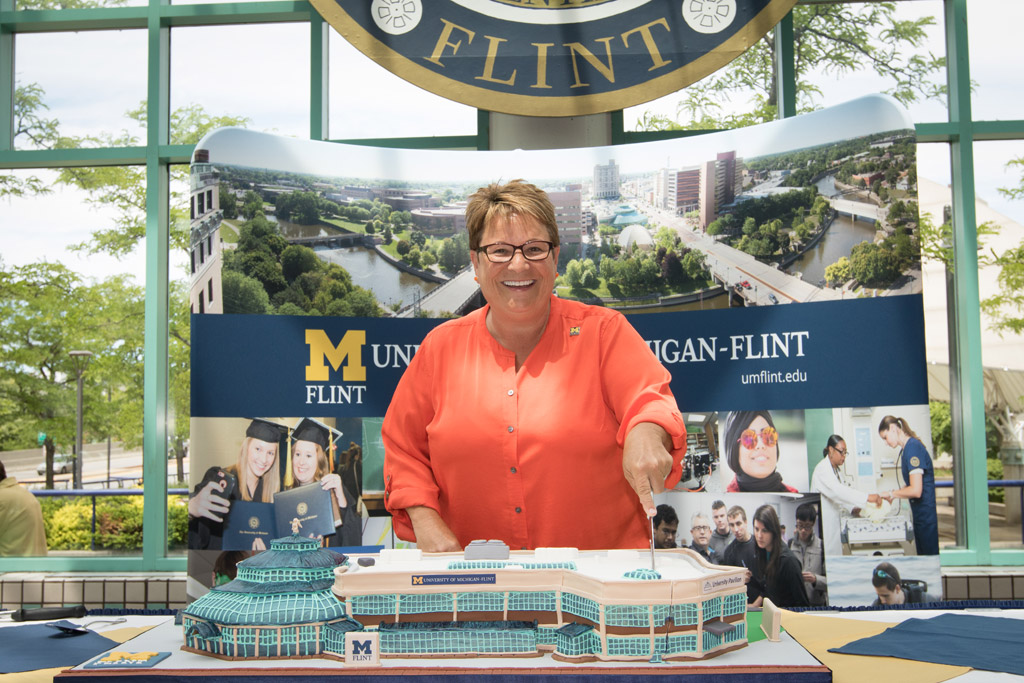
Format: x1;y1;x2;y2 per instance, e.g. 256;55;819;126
654;495;826;609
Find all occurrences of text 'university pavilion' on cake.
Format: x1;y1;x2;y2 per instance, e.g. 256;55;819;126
182;536;749;662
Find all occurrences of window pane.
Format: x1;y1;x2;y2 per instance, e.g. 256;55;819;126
1;169;146;556
975;141;1024;551
968;0;1024;121
171;24;310;140
169;166;191;555
920;141;1024;552
14;31;147;148
328;31;478;140
15;0;146;9
627;0;948;132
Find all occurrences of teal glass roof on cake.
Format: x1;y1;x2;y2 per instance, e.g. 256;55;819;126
183;535;349;626
623;568;662;580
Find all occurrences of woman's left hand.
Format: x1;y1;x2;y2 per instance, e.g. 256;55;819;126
623;422;673;517
319;473;346;507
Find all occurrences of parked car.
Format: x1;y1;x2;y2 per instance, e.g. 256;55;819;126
767;292;779;304
740;280;752;289
36;452;75;476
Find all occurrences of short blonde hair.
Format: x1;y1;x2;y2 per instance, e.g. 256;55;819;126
464;179;560;250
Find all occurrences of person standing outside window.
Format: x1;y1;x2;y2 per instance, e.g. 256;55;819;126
0;460;47;556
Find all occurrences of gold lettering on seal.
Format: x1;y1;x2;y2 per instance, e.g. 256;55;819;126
426;19;476;67
564;37;616;88
476;35;517;85
621;18;673;71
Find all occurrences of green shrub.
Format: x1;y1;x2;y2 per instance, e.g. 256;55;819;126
39;494;191;551
96;497;144;550
45;500;93;550
168;496;189;549
988;458;1004;504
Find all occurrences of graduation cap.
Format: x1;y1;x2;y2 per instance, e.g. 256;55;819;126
291;418;343;450
245;418;289;444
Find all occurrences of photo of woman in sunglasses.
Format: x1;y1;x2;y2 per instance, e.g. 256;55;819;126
722;410;802;493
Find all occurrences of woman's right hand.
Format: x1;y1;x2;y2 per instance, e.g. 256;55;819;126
188;479;231;522
407;506;461;552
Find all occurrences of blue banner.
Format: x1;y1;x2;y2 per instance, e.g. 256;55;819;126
192;294;927;417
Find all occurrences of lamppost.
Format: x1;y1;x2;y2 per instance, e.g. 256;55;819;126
69;350;93;489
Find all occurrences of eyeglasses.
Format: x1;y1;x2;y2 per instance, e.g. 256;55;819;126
691;525;710;533
832;446;848;456
794;521;815;531
738;426;778;450
477;240;554;263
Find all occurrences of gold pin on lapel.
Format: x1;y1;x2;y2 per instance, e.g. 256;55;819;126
569;326;581;337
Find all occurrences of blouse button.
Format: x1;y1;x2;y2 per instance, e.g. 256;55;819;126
515;507;522;513
510;467;517;474
507;426;514;433
507;389;514;396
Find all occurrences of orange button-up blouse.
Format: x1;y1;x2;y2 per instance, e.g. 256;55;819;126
382;295;687;550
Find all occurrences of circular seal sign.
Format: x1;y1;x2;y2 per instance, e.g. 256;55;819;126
312;0;798;116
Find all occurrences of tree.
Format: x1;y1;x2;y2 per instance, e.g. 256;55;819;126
219;186;238;220
637;4;944;131
396;239;411;257
222;270;271;314
824;256;852;287
564;260;584;289
410;230;427;249
0;261;146;481
849;241;900;286
280;245;320;283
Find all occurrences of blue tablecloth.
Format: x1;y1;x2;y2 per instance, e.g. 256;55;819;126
0;622;118;674
829;612;1024;676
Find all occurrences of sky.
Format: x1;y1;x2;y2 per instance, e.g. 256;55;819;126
2;0;1023;286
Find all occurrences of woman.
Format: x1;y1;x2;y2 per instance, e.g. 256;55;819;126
752;504;809;608
288;418;361;547
870;562;938;605
723;411;798;493
811;434;882;557
382;180;688;552
188;418;286;551
878;415;938;555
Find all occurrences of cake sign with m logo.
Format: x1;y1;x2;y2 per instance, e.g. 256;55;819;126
344;632;380;667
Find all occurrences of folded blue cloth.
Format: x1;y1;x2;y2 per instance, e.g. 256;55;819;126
0;622;118;673
829;612;1024;676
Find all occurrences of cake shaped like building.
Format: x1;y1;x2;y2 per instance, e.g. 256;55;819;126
332;543;749;662
181;537;749;663
182;536;358;659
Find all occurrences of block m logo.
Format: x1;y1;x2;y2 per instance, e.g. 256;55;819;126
305;329;366;382
351;639;373;656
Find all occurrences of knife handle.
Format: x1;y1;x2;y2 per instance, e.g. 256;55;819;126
10;605;88;622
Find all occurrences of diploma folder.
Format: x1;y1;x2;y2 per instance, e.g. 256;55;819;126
272;483;337;539
222;500;275;550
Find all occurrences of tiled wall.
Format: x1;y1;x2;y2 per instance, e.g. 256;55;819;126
0;573;188;611
2;571;1023;611
942;571;1024;601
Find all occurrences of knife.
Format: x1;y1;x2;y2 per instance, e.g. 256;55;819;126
649;514;656;570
